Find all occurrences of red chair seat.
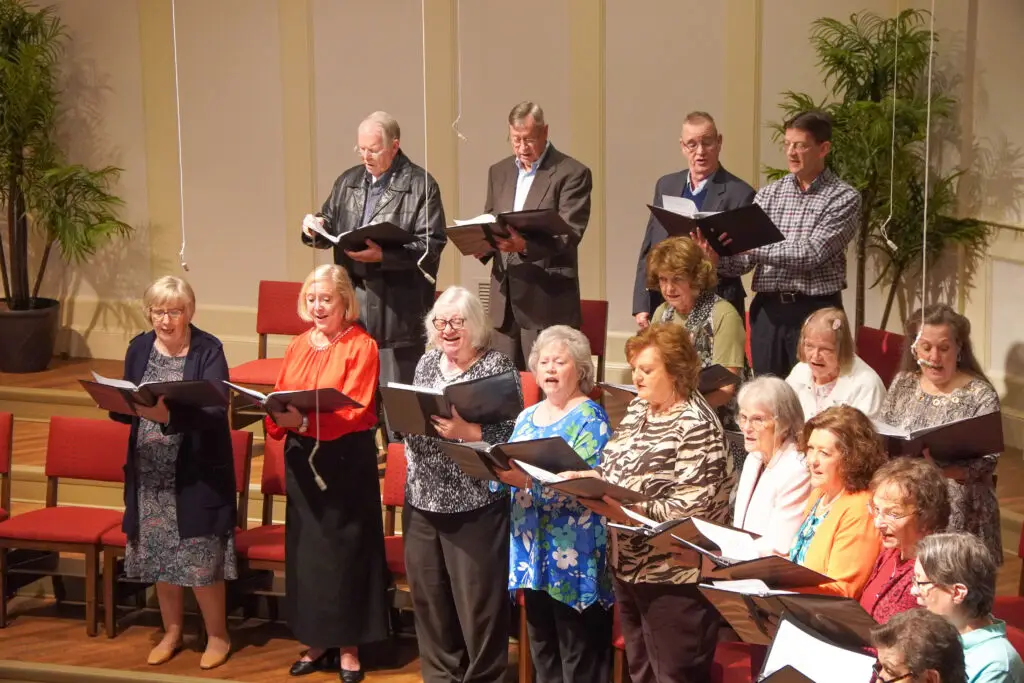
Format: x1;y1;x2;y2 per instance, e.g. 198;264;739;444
229;358;283;386
384;536;405;575
100;526;127;548
0;507;122;544
994;596;1024;632
0;508;7;523
235;524;285;562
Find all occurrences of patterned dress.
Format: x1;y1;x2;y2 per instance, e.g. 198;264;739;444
655;289;747;472
881;371;1003;563
507;399;614;611
597;393;735;585
124;347;237;587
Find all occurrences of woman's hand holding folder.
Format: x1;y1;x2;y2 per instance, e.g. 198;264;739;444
494;462;531;489
270;404;304;429
430;406;482;442
135;396;170;424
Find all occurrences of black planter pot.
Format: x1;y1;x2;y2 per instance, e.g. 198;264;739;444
0;298;61;373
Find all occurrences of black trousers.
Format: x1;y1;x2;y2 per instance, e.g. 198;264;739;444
614;579;721;683
403;499;511;683
749;291;843;378
522;588;612;683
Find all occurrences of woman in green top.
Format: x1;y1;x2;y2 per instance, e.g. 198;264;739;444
646;236;747;468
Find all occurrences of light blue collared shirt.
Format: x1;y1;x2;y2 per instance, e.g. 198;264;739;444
513;142;551;211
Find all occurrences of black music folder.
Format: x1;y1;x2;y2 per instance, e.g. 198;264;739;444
511;459;653;504
436;442;507;482
223;382;362;413
699;582;877;651
380;371;523;438
873;411;1004;461
309;219;417;252
447;209;574;256
757;612;876;682
81;372;227;415
647;203;784;256
699;364;742;394
437;437;591;484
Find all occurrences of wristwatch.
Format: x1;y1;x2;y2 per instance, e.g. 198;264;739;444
298;415;309;434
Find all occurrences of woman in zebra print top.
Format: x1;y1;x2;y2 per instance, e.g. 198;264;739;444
565;323;736;683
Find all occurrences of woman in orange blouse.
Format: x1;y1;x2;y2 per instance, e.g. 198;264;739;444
788;405;885;599
265;264;386;683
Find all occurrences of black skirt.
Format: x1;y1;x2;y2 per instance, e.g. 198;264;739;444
284;430;390;647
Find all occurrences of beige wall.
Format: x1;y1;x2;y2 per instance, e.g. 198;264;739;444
29;0;1024;397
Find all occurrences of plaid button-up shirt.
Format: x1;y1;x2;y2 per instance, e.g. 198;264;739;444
720;168;860;296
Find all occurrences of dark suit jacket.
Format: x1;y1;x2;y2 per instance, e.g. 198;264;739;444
111;326;236;542
632;165;755;315
484;144;592;330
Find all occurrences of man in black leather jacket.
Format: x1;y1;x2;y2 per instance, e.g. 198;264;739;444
302;111;447;383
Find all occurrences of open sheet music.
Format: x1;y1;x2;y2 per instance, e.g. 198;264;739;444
223;382;361;414
436;437;591;484
80;372;228;415
647;203;784;256
446;209;574;256
380;372;522;438
873;411;1003;461
308;218;417;252
758;614;875;682
512;461;652;504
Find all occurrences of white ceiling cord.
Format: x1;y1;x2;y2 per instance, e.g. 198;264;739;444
919;0;937;331
169;0;188;272
878;0;900;252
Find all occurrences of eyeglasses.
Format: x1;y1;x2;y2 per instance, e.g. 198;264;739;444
871;662;915;683
801;342;837;356
867;503;916;524
782;141;815;153
681;136;720;152
150;309;184;321
354;146;387;158
912;578;935;592
510;136;541;148
432;317;466;331
737;414;772;431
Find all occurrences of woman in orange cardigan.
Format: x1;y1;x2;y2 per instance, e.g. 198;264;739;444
788;406;886;599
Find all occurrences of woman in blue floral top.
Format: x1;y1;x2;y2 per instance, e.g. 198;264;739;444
496;325;613;683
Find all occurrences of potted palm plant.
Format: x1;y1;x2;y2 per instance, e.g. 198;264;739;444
765;9;990;330
0;0;131;372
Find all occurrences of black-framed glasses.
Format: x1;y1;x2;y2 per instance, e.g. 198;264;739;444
912;578;935;591
432;317;466;331
871;661;915;683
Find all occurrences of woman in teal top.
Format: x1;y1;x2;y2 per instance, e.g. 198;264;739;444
496;325;613;683
914;533;1024;683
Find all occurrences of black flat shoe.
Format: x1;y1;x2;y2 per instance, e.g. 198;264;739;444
289;649;339;676
339;669;365;683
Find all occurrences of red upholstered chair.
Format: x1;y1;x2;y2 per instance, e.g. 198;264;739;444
0;417;128;636
382;442;408;580
0;412;11;522
1005;623;1024;660
580;299;609;382
856;326;906;388
745;311;753;368
228;280;310;429
520;371;541;408
235;432;287;572
101;429;253;637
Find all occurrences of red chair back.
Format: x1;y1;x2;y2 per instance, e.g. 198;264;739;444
230;430;254;495
579;299;608;357
745;310;753;367
0;412;11;476
520;371;541;408
856;326;906;388
255;280;310;336
382;443;407;508
45;417;129;483
261;433;287;497
1006;624;1024;660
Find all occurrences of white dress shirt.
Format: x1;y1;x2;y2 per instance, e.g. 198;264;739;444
513;143;551;212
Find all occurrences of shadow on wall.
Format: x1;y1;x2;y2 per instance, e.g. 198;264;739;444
1004;343;1024;415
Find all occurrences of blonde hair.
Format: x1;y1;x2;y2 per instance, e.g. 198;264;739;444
645;236;717;293
298;264;359;323
528;325;596;395
425;286;490;351
798;307;855;374
143;276;195;322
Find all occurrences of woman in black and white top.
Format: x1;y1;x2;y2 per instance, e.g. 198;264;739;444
403;285;522;683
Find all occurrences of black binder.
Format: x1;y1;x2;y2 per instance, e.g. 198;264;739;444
380;371;523;438
647;203;785;256
874;411;1004;461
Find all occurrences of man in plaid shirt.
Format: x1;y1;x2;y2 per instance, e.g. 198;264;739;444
711;111;860;378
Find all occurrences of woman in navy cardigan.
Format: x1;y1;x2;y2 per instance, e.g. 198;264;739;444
111;276;236;669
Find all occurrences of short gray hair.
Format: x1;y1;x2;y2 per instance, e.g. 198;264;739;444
508;101;545;127
917;532;997;620
425;286;490;351
360;111;401;147
527;325;596;395
736;376;805;443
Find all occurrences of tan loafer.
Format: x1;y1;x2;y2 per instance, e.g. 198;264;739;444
147;639;182;666
199;638;232;670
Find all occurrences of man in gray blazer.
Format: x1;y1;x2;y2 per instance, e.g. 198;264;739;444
633;111;755;325
483;101;592;368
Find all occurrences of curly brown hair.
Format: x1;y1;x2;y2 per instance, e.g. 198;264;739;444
899;303;988;381
870;457;951;534
624;323;700;400
800;405;886;492
645;236;717;293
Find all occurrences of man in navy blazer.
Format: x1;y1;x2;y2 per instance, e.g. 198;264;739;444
632;111;755;325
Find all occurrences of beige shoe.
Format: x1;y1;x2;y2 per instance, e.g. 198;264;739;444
147;639;182;666
199;638;231;670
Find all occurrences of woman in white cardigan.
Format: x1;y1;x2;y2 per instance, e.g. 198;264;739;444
732;377;812;557
785;307;887;420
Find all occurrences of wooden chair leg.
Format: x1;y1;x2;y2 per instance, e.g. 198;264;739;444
517;595;532;683
103;549;117;638
0;547;8;628
85;547;98;637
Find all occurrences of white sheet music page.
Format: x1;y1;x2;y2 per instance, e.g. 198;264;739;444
661;195;698;216
762;617;875;682
692;519;759;561
453;214;497;226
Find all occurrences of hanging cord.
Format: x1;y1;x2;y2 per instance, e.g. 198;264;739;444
878;1;901;251
914;0;937;358
450;0;467;143
170;0;188;271
415;0;437;285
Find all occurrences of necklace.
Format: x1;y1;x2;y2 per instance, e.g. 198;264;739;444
157;331;191;358
309;325;352;351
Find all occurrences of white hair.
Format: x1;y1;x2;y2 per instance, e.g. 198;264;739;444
359;111;401;147
736;376;805;443
424;286;490;351
527;325;596;394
